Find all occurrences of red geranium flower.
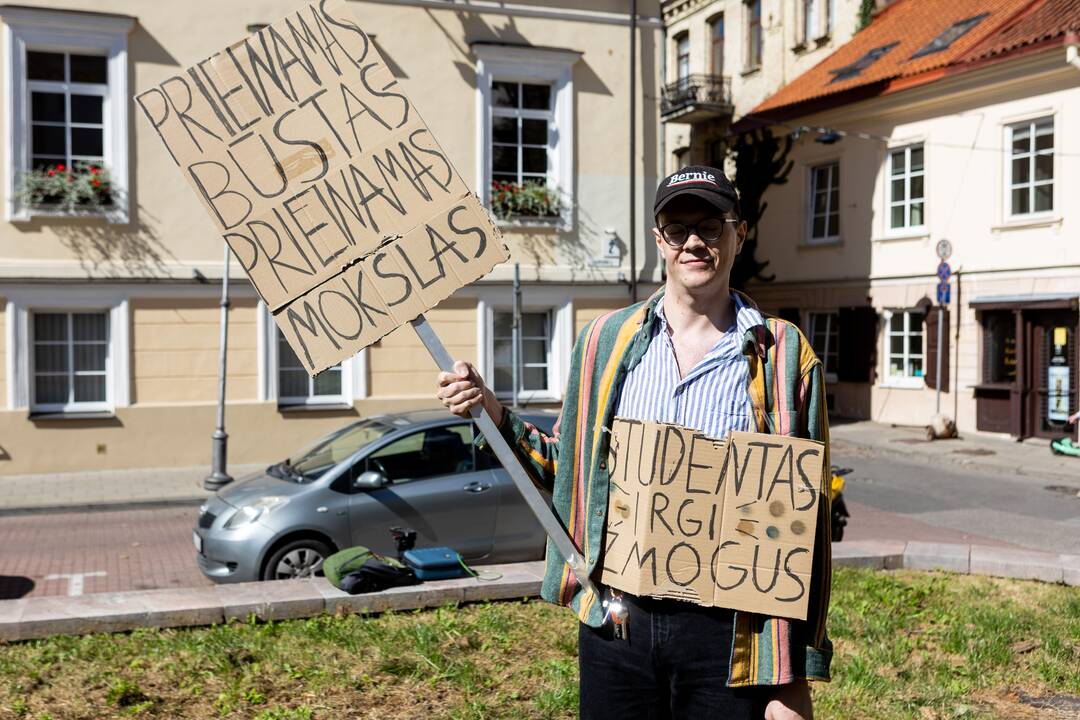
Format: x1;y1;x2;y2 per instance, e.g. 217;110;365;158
56;164;65;172
91;178;101;187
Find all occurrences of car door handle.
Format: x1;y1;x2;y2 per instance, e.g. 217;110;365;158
463;481;492;493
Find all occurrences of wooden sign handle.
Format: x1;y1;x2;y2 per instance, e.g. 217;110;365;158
411;315;598;600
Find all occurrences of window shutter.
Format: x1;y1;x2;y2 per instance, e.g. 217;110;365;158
837;306;878;382
924;308;950;392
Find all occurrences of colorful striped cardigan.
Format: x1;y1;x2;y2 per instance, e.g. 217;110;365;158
483;289;832;686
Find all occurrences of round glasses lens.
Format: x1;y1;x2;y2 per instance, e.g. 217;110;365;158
663;224;688;245
697;219;726;240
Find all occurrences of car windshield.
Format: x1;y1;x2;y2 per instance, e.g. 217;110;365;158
283;419;394;480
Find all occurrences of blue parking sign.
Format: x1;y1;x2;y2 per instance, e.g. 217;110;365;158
937;281;951;305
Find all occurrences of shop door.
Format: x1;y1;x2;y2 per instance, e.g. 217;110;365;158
1025;311;1077;440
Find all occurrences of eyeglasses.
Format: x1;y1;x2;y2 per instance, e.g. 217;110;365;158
658;218;739;246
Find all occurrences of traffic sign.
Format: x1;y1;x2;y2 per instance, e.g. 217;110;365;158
937;261;951;281
937;281;951;305
936;239;952;260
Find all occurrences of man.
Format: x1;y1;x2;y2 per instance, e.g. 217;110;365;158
437;166;831;719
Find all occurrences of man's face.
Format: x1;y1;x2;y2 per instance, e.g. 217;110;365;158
653;195;746;294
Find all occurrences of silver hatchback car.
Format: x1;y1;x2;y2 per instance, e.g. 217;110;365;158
194;409;556;583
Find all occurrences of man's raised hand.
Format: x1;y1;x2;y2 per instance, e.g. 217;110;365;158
436;361;504;424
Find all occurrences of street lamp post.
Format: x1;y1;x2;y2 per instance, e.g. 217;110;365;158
204;244;233;490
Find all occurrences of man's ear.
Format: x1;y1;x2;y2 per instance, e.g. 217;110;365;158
652;225;665;251
734;220;748;254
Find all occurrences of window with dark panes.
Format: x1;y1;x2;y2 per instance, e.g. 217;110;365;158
492;310;551;397
1007;117;1053;216
809;162;839;242
981;311;1017;384
490;81;552;188
888;144;925;230
709;17;725;76
675;33;690;84
26;50;107;171
746;0;762;69
277;330;343;404
32;311;108;409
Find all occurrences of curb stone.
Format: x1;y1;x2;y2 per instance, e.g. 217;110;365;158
970;545;1064;584
0;561;545;642
904;541;970;574
0;548;1075;643
1061;554;1080;587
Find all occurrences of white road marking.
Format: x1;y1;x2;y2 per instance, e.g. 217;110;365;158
44;571;107;596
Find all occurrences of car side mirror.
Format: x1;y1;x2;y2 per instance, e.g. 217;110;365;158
353;470;389;490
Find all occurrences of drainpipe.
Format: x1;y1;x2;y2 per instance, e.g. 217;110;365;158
1067;31;1080;70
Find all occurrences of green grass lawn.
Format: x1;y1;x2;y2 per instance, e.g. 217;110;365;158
0;568;1078;719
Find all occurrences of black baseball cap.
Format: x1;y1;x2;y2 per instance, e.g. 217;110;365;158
653;165;740;220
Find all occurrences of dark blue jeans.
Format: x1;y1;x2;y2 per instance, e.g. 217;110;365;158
578;593;770;719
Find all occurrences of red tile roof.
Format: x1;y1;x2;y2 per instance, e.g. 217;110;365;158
961;0;1080;61
746;0;1078;121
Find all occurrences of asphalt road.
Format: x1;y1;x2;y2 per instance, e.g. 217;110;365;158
833;441;1080;555
2;446;1077;600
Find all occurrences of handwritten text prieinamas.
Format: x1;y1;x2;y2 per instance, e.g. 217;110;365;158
135;0;508;374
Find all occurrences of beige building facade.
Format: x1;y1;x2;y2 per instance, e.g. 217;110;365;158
0;0;663;474
743;1;1080;439
659;0;865;171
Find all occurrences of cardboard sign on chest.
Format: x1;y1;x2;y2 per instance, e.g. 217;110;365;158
599;417;824;620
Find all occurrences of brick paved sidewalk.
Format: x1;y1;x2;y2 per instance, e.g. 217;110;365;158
831;420;1079;483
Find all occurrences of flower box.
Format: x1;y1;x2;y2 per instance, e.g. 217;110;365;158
490;180;561;222
17;162;115;216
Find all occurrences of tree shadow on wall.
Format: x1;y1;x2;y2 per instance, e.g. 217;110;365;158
510;194;621;284
20;201;180;279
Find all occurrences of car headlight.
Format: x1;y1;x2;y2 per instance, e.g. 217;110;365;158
223;496;289;530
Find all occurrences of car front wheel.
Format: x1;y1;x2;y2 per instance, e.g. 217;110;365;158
261;538;332;581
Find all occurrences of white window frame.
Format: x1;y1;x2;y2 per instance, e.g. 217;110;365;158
3;7;132;223
29;310;111;413
807;161;840;244
489;80;555;189
474;44;580;231
881;309;925;389
807;311;839;383
886;143;927;234
257;303;366;407
491;308;554;400
475;289;573;404
801;0;818;46
5;287;129;413
1005;116;1054;220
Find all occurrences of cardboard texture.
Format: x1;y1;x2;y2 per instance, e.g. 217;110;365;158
599;418;825;620
135;0;508;374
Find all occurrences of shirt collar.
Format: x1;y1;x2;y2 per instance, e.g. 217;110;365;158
654;291;765;340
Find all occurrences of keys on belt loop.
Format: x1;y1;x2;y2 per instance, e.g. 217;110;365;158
602;588;629;642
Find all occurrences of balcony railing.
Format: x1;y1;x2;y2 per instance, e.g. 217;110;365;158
660;74;733;123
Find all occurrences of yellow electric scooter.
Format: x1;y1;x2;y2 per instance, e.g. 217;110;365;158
830;466;851;542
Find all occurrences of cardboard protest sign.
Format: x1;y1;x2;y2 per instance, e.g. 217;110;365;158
599;418;825;620
135;0;509;374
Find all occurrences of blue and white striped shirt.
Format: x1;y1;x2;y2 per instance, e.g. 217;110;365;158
615;292;765;439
